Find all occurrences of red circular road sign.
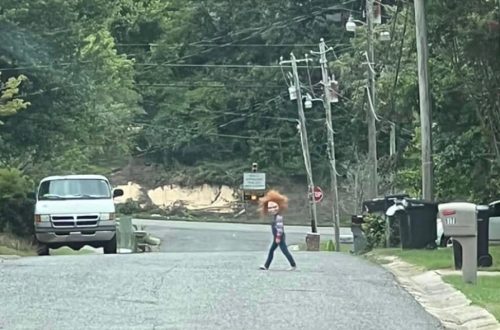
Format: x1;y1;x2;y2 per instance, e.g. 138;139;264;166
313;186;323;203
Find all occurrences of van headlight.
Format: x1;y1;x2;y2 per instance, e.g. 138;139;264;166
100;213;116;221
34;214;50;223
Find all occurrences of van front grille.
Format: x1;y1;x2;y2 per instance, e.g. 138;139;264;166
51;214;99;228
77;215;99;220
51;216;75;228
76;215;98;227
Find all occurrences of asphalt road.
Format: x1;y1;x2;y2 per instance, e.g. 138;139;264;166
0;220;441;330
134;219;352;253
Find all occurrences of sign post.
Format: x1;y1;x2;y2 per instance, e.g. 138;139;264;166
312;186;324;203
243;172;266;191
242;172;266;202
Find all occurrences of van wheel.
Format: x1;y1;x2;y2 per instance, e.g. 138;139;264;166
36;243;49;256
103;236;117;254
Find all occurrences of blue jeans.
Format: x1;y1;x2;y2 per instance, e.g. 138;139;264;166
264;233;296;268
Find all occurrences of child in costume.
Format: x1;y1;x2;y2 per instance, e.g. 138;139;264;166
259;190;297;271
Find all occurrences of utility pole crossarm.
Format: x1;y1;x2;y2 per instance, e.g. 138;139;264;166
279;53;313;66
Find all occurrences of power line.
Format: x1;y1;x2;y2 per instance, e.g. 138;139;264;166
0;63;322;72
136;63;322;69
0;43;358;73
116;43;325;48
136;124;296;143
134;83;284;89
118;42;356;63
154;1;359;65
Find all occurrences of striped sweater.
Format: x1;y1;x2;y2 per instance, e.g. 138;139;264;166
272;214;284;238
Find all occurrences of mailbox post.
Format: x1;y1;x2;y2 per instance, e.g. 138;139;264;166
438;202;478;284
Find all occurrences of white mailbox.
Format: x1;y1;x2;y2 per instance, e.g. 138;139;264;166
438;202;478;284
439;202;477;237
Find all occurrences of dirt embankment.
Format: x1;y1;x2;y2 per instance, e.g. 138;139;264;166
109;159;351;226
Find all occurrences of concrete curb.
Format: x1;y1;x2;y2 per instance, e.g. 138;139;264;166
435;269;500;277
379;256;500;330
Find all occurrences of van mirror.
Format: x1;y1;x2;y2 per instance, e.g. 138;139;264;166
113;188;124;198
27;191;36;200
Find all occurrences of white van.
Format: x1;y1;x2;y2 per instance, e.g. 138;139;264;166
34;175;124;255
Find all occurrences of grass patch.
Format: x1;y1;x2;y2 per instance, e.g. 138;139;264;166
0;234;97;257
371;245;500;271
0;233;35;256
298;241;351;252
0;245;35;256
373;248;453;270
443;275;500;321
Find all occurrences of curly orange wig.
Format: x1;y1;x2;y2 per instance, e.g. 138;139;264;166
259;189;289;216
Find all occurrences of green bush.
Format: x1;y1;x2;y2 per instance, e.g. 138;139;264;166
0;168;32;198
0;168;35;238
325;239;335;251
116;199;142;215
0;196;35;237
362;214;387;251
362;214;401;251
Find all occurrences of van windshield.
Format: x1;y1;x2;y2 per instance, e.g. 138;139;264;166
38;179;111;200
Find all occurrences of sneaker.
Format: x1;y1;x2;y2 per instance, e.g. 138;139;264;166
259;265;268;270
288;266;297;271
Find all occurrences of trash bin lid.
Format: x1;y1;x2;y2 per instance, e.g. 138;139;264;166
488;201;500;217
403;198;437;208
384;194;410;200
386;204;406;216
362;198;386;213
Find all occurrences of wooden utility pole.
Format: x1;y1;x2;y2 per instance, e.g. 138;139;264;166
313;39;341;251
390;122;396;194
414;0;433;201
280;53;319;233
366;0;378;199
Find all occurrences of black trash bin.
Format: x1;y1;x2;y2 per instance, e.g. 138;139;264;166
362;194;410;247
452;205;492;269
362;198;386;214
395;199;438;249
385;194;410;210
362;194;410;214
351;215;367;254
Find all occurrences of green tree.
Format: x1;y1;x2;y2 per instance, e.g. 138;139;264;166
0;0;141;176
0;73;30;123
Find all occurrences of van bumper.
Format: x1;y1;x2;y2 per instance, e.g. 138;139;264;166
35;223;116;244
